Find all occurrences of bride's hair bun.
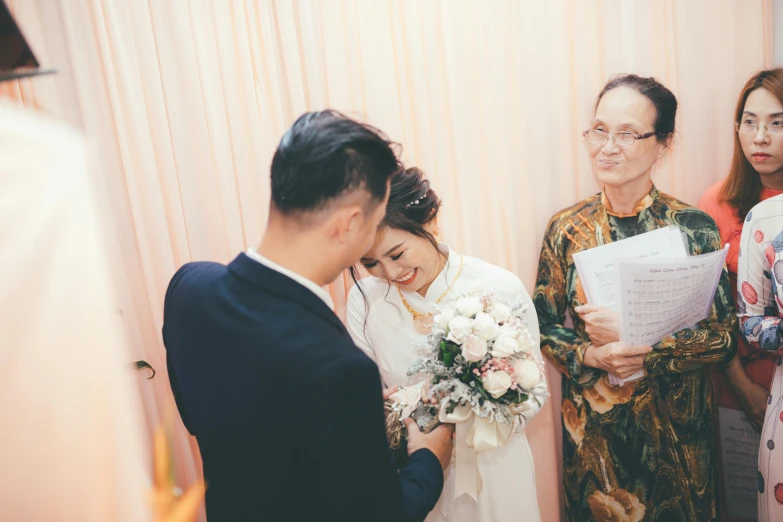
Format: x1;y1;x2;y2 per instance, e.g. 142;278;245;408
383;167;441;246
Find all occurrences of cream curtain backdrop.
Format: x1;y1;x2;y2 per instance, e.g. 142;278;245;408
3;1;773;521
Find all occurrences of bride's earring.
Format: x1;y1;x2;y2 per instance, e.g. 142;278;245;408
434;233;440;244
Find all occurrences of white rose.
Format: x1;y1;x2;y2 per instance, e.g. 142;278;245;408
491;334;520;358
497;323;517;338
462;335;488;362
435;309;456;330
513;359;541;390
473;312;500;341
482;370;513;399
455;296;483;318
388;383;424;420
447;316;473;344
488;302;511;323
388;384;422;406
515;330;535;355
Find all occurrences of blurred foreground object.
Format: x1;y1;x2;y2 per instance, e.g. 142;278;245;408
0;102;150;521
151;425;205;522
0;0;55;81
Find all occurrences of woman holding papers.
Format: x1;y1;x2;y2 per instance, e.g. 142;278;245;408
534;74;736;522
698;68;783;522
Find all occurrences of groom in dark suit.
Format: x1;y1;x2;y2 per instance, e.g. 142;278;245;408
163;110;452;522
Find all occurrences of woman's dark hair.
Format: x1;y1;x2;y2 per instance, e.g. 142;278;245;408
379;166;442;248
595;74;678;146
349;167;446;328
350;167;443;282
720;68;783;219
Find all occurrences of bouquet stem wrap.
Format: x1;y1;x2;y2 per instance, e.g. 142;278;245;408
439;403;513;502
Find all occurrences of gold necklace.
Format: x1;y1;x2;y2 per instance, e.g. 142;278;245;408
397;253;464;335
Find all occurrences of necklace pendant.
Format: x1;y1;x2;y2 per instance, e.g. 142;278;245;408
413;313;434;335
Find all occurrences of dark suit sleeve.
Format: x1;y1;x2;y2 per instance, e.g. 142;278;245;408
398;450;446;521
311;354;444;522
161;264;195;435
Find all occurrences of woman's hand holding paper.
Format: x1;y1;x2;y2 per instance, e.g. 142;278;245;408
575;304;620;347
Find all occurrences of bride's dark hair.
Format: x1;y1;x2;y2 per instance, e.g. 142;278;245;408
350;167;447;324
381;166;441;248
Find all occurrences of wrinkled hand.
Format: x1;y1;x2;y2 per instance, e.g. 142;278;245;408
736;380;769;432
575;305;620;347
405;419;454;470
584;341;652;379
382;386;399;401
150;426;206;522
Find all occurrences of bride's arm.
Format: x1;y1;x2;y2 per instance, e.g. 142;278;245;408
497;273;548;428
346;285;380;365
511;278;547;427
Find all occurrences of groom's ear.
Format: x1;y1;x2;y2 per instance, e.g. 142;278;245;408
328;204;363;245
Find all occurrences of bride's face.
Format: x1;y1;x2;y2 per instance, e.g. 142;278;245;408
359;226;442;295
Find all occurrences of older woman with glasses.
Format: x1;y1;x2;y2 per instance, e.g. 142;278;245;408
534;74;736;522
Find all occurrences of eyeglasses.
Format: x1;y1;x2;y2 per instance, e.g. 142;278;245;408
735;120;783;135
582;129;657;147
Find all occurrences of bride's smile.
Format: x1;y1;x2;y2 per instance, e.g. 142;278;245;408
394;268;418;285
358;225;445;297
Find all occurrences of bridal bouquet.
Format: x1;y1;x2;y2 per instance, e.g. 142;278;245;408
385;291;548;478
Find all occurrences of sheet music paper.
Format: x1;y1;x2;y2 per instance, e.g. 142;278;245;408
609;246;728;385
572;226;689;311
718;407;761;519
618;247;727;346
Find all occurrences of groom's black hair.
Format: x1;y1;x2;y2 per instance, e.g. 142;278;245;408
270;110;401;216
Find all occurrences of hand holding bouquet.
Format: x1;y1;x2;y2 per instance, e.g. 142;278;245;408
384;292;548;474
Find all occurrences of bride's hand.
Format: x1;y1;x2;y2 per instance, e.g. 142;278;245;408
421;381;439;405
382;385;399;401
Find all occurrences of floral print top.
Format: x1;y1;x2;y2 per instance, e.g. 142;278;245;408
534;185;736;522
736;193;783;520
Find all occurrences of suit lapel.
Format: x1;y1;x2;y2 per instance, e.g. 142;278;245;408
227;253;348;336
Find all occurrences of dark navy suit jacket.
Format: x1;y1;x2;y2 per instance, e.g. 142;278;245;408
163;253;444;521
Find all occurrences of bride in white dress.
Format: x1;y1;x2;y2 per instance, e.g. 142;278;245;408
347;167;544;522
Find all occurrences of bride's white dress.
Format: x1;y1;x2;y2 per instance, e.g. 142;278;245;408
347;247;544;522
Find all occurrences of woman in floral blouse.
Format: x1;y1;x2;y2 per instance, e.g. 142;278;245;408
534;74;736;521
735;79;783;520
698;68;783;522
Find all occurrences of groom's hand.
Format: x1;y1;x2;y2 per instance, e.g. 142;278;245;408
404;419;454;471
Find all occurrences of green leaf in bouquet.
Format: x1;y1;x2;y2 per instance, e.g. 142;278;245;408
459;362;477;384
439;340;460;367
502;389;529;404
473;380;492;402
